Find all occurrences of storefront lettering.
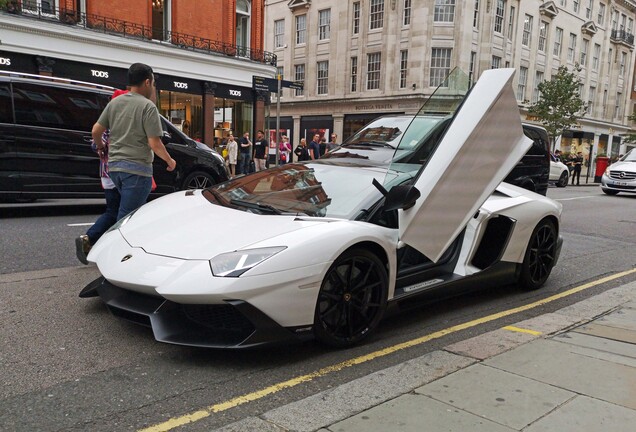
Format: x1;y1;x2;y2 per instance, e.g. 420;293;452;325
174;81;188;89
355;104;393;111
91;69;109;78
229;89;242;97
0;57;12;66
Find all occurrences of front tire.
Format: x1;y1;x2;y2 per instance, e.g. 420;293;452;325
182;170;215;190
602;188;619;196
519;219;557;290
556;171;568;188
314;249;388;348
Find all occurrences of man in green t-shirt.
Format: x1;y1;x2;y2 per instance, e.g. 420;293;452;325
91;63;176;220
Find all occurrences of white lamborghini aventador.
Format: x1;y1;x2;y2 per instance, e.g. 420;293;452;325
80;69;563;348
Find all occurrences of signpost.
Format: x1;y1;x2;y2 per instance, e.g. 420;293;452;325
253;75;304;165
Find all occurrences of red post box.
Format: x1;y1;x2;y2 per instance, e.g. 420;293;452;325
594;156;609;183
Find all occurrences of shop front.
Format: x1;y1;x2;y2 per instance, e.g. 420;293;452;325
156;75;203;141
211;83;254;150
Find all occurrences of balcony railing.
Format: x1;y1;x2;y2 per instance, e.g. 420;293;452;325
1;1;277;66
611;29;635;46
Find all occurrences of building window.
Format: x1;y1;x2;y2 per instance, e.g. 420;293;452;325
296;14;306;44
538;21;549;52
522;14;533;47
370;0;385;30
430;48;452;87
317;61;329;95
554;27;563;56
580;39;589;67
592;43;600;70
573;0;579;13
517;66;528;101
494;0;505;33
318;9;331;40
23;0;58;16
352;2;361;34
532;71;544;104
508;6;515;39
598;3;605;25
491;55;501;69
615;92;622;119
620;51;627;76
603;89;608;117
367;53;381;90
568;33;577;62
350;57;358;92
236;0;251;49
608;48;613;68
274;19;285;48
434;0;455;23
473;0;479;28
585;0;593;19
400;50;408;88
588;86;595;116
469;51;477;85
294;64;305;96
404;0;412;26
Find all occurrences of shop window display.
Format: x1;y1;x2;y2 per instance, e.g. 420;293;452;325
158;90;203;141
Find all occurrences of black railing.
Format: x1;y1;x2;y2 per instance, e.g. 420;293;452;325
611;29;635;46
1;1;277;66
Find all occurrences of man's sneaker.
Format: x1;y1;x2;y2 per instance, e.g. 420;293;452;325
75;235;91;265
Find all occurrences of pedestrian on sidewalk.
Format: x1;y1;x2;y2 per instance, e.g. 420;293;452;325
226;134;238;177
279;135;292;165
309;133;320;160
75;89;129;264
91;63;176;221
571;151;583;186
294;138;310;161
238;131;252;174
253;130;268;171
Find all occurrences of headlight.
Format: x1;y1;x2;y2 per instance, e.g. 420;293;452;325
604;167;611;176
104;208;138;234
209;247;286;277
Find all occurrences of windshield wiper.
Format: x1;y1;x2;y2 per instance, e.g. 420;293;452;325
230;199;282;215
345;140;396;149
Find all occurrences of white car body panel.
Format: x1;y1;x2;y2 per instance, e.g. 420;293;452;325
549;159;568;182
398;69;532;262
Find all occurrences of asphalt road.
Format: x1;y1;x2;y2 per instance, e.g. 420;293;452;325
1;185;636;431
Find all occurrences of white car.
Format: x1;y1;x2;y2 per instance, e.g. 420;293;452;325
80;69;563;348
549;155;569;187
601;149;636;195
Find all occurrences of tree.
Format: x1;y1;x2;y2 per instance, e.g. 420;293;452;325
528;65;587;151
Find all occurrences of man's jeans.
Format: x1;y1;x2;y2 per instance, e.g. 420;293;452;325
86;187;121;245
238;152;251;174
109;171;152;220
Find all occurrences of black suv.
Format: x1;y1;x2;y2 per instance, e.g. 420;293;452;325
0;72;228;201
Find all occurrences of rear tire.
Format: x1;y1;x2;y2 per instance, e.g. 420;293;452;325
602;188;619;196
556;171;568;188
519;219;557;291
314;249;388;348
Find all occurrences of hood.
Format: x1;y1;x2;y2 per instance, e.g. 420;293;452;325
119;191;315;260
609;161;636;171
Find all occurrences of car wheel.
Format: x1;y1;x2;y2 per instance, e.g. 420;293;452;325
182;171;215;190
519;219;557;291
314;248;388;348
602;188;619;196
556;171;568;188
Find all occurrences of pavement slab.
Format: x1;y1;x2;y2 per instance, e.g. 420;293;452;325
572;322;636;345
509;312;582;336
414;363;575;430
443;328;536;360
214;417;286;432
260;351;475;432
326;394;515;432
524;395;636;432
553;331;636;361
484;339;636;410
593;307;636;331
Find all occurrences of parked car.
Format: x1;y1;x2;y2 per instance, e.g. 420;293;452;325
0;72;228;202
601;149;636;195
80;68;562;349
549;154;569;187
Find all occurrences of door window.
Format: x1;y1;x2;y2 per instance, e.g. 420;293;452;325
0;84;12;123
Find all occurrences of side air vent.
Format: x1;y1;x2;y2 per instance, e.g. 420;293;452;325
471;216;515;270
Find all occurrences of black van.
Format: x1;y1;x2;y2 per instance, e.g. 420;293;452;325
0;72;228;201
503;123;550;196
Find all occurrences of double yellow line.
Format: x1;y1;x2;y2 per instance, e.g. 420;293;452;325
140;268;636;432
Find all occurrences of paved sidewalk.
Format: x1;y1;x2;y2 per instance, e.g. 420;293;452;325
217;281;636;432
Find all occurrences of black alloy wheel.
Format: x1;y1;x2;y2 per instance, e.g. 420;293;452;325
519;219;557;290
314;249;388;348
183;171;215;190
556;171;568;188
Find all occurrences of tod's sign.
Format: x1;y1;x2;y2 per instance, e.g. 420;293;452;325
0;57;11;66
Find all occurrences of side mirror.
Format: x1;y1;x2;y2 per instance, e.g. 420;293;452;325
161;131;172;145
384;184;421;212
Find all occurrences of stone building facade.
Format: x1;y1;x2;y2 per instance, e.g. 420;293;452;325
265;0;636;159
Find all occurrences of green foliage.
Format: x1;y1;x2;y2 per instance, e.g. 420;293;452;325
623;111;636;144
528;65;587;150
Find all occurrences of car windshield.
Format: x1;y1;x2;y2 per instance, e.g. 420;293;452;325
203;162;412;219
621;149;636;162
